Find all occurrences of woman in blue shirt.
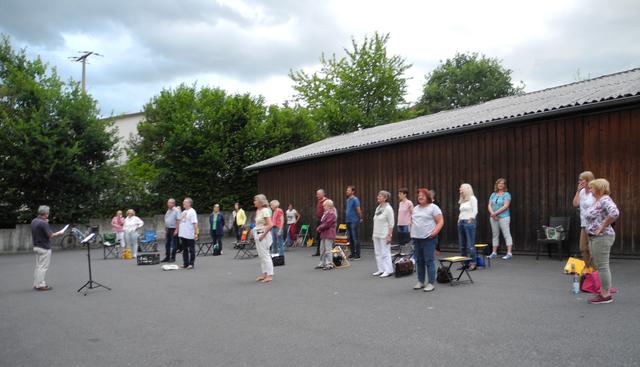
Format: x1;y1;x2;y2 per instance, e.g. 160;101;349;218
487;178;513;260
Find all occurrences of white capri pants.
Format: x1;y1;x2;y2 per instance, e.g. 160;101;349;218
373;237;394;274
490;216;513;247
33;247;52;288
116;231;125;247
124;230;139;257
255;229;274;276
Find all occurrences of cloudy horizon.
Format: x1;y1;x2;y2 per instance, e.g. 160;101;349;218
1;0;638;116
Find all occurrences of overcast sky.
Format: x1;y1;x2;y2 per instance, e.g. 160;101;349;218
1;0;638;116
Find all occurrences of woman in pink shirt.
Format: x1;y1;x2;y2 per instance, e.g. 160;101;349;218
111;210;125;248
397;188;414;246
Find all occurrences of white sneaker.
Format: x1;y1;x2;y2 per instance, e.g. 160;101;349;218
502;253;513;260
488;252;497;259
424;283;435;292
372;271;383;276
379;272;392;278
413;282;424;290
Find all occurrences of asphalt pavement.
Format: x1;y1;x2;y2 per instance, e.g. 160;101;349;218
1;241;639;367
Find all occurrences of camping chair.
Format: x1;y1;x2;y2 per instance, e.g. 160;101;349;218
196;241;213;256
292;224;310;248
536;217;571;260
334;224;350;255
102;232;120;259
139;230;158;252
234;228;257;259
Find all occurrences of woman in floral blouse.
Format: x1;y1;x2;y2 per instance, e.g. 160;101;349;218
584;178;620;305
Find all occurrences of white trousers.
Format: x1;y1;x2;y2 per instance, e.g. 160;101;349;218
490;217;513;247
116;231;125;247
255;230;274;276
33;247;51;288
373;237;394;274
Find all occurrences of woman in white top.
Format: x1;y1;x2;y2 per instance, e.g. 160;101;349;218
284;203;301;247
458;183;479;271
572;171;595;270
253;194;274;283
123;209;144;258
411;188;444;292
372;190;395;278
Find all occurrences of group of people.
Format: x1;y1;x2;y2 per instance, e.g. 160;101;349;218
30;171;620;304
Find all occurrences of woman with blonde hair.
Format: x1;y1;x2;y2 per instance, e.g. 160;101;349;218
488;178;513;260
458;183;478;270
254;194;274;283
584;179;619;304
572;171;595;270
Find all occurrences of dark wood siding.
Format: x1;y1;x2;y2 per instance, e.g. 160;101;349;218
256;105;640;255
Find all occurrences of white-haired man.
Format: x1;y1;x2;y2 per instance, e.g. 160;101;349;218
31;206;65;291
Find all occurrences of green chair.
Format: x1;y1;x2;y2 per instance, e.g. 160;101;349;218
102;232;120;259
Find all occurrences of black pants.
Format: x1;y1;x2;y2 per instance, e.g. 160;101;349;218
165;228;177;260
314;219;321;254
181;238;195;266
213;233;223;251
233;222;241;242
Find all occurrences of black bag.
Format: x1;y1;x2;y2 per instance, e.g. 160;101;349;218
212;243;221;256
271;254;285;266
436;266;451;283
394;258;414;277
137;253;160;265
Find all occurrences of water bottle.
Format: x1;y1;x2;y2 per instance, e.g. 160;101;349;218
571;263;580;294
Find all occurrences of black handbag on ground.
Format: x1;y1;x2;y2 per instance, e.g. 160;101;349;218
394;258;414;277
437;266;451;283
271;254;285;266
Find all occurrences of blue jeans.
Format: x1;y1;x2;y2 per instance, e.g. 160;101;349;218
413;237;437;284
271;227;284;256
458;219;477;265
347;222;360;257
397;225;410;245
165;228;177;260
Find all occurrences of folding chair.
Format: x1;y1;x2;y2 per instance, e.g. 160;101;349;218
438;256;474;285
196;241;213;256
139;230;158;252
334;224;350;255
292;224;309;248
234;229;257;259
102;232;120;259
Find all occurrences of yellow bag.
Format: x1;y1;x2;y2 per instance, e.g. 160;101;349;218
306;239;314;247
563;257;585;274
122;248;132;260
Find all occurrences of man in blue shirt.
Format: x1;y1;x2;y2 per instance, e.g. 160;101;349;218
345;185;363;259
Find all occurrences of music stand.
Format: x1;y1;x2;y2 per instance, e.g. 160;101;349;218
77;233;111;295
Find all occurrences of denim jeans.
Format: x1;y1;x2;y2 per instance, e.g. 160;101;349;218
397;225;410;246
458;219;477;265
347;222;360;257
413;237;437;284
165;227;177;260
271;227;284;256
181;238;196;266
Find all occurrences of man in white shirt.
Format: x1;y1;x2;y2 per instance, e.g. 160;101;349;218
177;197;199;269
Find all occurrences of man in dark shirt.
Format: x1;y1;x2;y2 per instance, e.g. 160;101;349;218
31;206;64;291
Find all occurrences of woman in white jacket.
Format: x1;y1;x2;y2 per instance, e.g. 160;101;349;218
458;184;478;270
123;209;144;259
372;190;395;278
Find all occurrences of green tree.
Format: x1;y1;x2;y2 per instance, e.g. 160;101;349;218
129;84;321;213
417;52;524;115
290;32;412;136
0;35;118;224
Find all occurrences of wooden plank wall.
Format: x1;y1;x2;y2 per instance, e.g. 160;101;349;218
256;105;640;255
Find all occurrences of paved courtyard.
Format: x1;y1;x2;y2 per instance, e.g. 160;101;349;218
1;241;639;367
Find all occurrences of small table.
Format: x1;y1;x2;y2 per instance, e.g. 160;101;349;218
438;256;474;285
474;244;491;268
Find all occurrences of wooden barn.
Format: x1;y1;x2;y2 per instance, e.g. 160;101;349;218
246;69;640;256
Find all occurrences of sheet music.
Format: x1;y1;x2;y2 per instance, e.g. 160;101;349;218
81;233;95;243
61;224;69;233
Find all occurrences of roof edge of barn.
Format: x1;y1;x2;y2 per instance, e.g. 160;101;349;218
246;67;640;171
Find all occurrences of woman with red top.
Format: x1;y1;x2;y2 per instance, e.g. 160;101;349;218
111;210;125;249
270;200;285;256
315;199;337;270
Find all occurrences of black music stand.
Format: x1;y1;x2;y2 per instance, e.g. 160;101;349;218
77;233;111;295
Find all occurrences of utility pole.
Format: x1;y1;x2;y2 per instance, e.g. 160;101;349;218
69;51;103;93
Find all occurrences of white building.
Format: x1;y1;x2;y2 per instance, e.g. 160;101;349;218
110;111;144;163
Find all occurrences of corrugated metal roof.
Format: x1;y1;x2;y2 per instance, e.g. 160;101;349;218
246;68;640;170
